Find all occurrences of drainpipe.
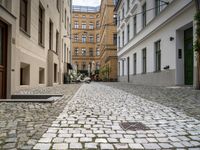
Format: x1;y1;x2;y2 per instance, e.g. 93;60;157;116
195;0;200;89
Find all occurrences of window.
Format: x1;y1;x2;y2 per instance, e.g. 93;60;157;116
155;0;161;16
118;36;120;48
82;48;86;56
38;4;44;46
82;22;86;29
113;34;117;45
122;7;125;19
127;0;130;11
142;48;147;73
142;3;147;28
90;15;94;19
133;53;137;75
118;62;120;76
74;21;79;28
82;35;86;43
74;48;78;56
20;0;28;32
155;40;161;71
96;21;100;29
82;15;86;18
65;9;66;29
89;23;94;29
133;15;137;36
0;0;11;10
117;12;120;27
96;62;100;70
122;31;124;46
57;0;60;12
89;35;94;43
75;61;79;70
39;67;45;84
20;62;30;85
89;48;93;56
96;34;100;43
54;63;57;83
64;43;66;62
82;62;86;70
49;20;53;50
127;24;130;42
122;59;124;76
74;34;78;42
56;31;59;53
96;48;100;56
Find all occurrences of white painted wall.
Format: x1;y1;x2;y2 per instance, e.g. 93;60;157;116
116;0;197;86
0;0;71;96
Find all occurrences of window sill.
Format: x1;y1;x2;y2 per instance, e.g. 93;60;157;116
49;49;58;55
20;28;31;38
38;43;45;48
154;70;161;73
141;72;146;75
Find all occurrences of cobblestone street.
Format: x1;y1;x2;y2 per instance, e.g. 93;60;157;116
103;82;200;121
0;84;81;149
32;83;200;149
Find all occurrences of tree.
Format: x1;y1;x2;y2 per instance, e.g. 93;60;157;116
194;0;200;89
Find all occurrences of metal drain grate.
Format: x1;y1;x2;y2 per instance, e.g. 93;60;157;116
119;122;150;131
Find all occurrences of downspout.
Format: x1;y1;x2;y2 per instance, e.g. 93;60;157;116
195;0;200;89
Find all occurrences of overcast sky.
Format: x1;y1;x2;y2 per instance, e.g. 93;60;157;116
72;0;101;7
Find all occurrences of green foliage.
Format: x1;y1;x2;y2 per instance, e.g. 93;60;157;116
194;11;200;52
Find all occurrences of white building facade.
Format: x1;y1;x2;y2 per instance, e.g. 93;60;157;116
0;0;72;98
115;0;197;87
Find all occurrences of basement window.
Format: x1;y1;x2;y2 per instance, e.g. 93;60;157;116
39;67;45;84
20;62;30;85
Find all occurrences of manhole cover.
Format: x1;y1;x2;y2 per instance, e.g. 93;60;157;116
119;122;150;131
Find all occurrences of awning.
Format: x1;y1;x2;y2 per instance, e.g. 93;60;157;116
67;63;73;70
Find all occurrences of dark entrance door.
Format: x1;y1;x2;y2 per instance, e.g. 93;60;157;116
184;27;193;85
0;20;7;99
127;57;130;82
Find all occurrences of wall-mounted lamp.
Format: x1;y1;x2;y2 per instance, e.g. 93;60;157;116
113;13;117;25
163;65;170;70
170;37;174;41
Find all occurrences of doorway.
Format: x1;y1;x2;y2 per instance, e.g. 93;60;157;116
184;27;193;85
0;20;7;99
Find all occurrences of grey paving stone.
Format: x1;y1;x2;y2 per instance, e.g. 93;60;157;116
129;143;144;149
52;143;68;149
114;143;129;149
38;138;52;143
33;143;51;149
69;143;82;149
159;143;173;148
107;138;118;143
100;143;114;150
143;143;161;149
85;143;97;149
80;137;92;142
52;137;64;143
120;138;134;143
64;138;79;143
95;138;107;143
134;138;148;144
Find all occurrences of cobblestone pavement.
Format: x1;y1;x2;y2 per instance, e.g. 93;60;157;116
102;82;200;121
34;83;200;149
0;84;81;149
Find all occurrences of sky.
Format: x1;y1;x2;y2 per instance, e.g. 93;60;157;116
72;0;101;7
